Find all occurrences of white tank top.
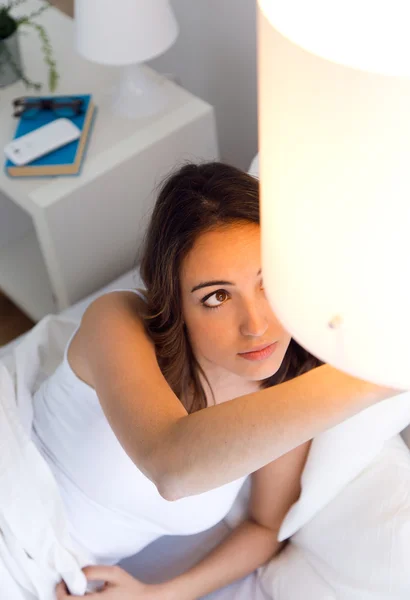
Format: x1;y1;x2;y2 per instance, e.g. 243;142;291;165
32;290;246;565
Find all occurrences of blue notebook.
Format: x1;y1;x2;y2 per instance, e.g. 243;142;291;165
5;94;96;177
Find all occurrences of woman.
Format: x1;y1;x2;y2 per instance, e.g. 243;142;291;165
36;163;395;600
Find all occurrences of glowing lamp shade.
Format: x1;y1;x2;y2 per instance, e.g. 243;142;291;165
257;0;410;389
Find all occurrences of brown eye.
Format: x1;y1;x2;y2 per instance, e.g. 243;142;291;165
216;290;227;302
203;289;229;308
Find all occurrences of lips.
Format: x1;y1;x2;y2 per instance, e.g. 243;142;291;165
238;342;278;362
239;342;274;354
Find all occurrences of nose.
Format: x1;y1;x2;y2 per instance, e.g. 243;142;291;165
239;300;269;338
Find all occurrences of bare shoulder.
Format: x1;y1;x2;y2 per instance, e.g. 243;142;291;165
66;289;186;487
82;289;147;326
68;290;153;388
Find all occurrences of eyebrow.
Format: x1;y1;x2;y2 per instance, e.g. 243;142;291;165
191;269;262;293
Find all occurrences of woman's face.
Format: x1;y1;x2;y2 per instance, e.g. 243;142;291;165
180;223;291;387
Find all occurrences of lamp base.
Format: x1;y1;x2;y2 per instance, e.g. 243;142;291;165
112;64;167;119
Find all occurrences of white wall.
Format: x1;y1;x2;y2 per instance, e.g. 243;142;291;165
150;0;258;171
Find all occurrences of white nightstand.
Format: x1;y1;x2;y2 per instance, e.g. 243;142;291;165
0;4;219;321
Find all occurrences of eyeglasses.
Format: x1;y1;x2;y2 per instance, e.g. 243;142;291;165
13;97;84;119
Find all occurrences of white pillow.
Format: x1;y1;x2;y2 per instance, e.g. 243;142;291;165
278;392;410;540
260;435;410;600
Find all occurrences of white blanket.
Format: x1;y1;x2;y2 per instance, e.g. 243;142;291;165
0;316;91;600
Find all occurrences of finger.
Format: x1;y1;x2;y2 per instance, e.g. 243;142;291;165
55;582;69;600
83;564;126;585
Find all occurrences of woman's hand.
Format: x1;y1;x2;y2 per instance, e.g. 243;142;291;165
56;565;183;600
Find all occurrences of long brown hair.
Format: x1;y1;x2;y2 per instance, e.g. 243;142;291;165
139;162;322;413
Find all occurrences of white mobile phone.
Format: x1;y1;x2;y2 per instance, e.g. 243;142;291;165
4;118;81;166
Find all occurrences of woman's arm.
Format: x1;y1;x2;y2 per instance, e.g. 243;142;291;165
76;292;399;500
162;441;311;600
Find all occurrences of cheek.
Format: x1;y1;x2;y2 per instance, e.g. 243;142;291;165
281;330;292;349
187;312;234;356
277;328;292;359
270;312;291;343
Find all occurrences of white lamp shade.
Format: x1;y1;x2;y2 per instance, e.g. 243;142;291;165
258;0;410;389
75;0;179;65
